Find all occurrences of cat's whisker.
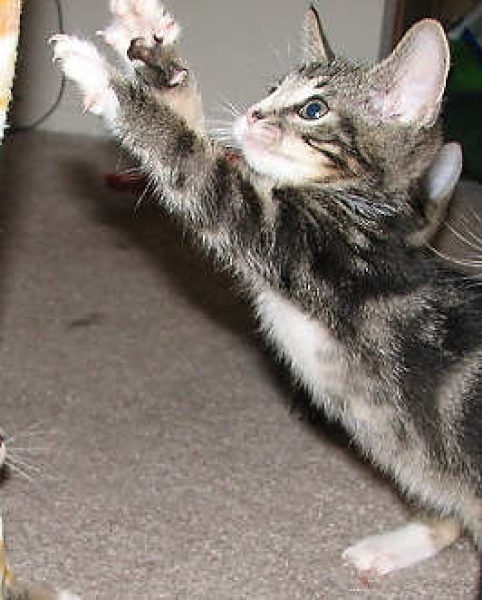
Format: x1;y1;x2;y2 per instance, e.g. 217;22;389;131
437;274;482;285
7;453;56;483
216;97;243;119
427;244;482;269
7;441;49;451
467;207;482;228
8;449;50;462
207;117;234;124
114;146;141;175
208;121;240;148
286;39;293;64
210;135;234;142
116;165;144;176
268;43;285;70
207;122;234;133
443;221;482;254
455;213;482;248
208;126;233;135
207;126;233;133
133;174;156;212
7;457;44;475
5;421;49;445
6;460;35;482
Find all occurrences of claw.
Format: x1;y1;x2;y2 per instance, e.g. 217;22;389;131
127;37;152;62
169;68;188;87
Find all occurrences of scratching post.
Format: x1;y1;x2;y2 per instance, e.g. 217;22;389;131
0;0;22;143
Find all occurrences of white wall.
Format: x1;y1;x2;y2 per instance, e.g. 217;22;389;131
12;0;390;136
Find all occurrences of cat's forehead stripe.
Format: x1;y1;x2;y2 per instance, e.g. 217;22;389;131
314;78;331;89
259;80;319;112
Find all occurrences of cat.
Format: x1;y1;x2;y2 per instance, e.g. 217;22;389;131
0;437;81;600
51;0;482;593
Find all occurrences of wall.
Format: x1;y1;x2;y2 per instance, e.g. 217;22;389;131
11;0;390;136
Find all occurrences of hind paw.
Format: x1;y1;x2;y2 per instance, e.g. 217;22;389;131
342;522;443;578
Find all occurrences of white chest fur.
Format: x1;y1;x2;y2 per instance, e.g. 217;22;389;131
253;287;407;473
254;286;348;405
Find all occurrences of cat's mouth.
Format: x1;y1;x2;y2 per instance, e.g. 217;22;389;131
233;115;282;157
233;114;332;183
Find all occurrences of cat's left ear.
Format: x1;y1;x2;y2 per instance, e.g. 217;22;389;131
368;19;450;127
303;5;334;64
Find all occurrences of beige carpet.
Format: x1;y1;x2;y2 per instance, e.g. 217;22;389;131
0;130;480;599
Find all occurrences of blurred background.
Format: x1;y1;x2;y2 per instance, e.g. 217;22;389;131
10;0;393;136
8;0;482;181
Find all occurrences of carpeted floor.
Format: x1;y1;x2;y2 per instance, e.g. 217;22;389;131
0;130;480;599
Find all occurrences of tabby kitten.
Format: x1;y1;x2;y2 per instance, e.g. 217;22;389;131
52;0;482;591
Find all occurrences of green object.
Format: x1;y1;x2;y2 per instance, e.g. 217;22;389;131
444;37;482;183
448;39;482;93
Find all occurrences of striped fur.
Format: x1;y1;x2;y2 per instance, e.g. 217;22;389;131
52;2;482;592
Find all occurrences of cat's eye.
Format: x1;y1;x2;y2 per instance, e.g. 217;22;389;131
298;97;328;121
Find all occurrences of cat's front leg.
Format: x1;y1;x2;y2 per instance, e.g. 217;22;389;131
125;36;205;132
51;34;247;248
51;15;270;262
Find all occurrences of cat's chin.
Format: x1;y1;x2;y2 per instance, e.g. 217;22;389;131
233;116;311;184
243;148;311;184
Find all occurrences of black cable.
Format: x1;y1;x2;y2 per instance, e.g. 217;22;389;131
9;0;65;134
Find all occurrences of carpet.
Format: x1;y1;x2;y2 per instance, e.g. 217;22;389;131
0;130;480;599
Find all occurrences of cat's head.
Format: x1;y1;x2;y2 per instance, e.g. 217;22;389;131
234;8;450;195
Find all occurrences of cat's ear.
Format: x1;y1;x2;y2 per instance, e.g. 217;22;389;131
303;5;334;64
368;19;450;127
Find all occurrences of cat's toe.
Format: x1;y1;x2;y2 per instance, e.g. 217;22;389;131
101;2;178;62
109;0;130;18
343;543;396;577
105;0;180;49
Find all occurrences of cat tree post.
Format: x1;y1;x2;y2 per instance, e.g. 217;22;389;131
0;0;22;143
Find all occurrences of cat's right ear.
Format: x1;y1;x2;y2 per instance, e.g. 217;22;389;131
303;5;334;64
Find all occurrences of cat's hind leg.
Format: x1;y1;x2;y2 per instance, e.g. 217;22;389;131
343;517;461;578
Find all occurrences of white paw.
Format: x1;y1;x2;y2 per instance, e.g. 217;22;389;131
57;592;82;600
100;0;180;59
51;35;119;121
342;523;439;577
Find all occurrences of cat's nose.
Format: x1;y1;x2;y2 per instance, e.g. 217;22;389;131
247;107;263;124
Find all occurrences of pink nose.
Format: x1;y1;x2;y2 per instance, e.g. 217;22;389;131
246;107;263;124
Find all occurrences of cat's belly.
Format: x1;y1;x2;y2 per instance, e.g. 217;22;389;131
254;287;348;405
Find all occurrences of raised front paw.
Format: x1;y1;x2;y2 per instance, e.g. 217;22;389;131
51;35;119;121
100;0;181;59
